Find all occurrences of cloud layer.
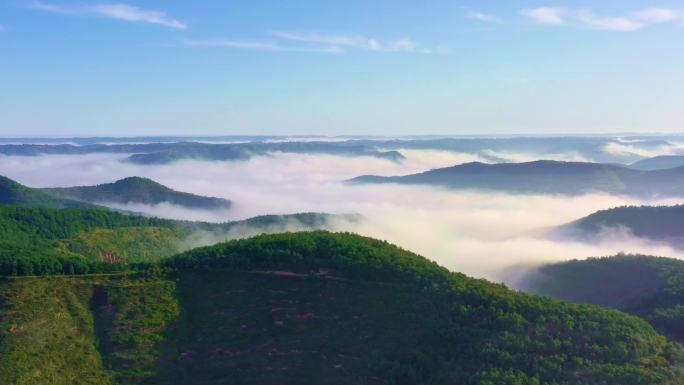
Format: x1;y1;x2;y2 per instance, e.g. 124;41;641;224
2;149;684;283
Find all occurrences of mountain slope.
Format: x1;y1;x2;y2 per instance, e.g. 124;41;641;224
2;232;683;384
0;206;353;274
349;160;684;196
631;156;684;171
553;205;684;248
42;177;232;210
518;254;684;343
0;175;94;208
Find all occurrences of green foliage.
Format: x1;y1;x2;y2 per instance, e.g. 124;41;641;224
57;227;182;263
0;277;114;385
1;230;684;384
523;254;684;343
165;232;684;385
0;175;93;209
94;277;180;384
0;206;180;276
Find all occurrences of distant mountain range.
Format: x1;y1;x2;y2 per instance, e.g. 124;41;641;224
518;254;684;342
551;205;684;248
0;136;682;164
41;176;232;211
630;155;684;171
349;160;684;196
0;141;405;164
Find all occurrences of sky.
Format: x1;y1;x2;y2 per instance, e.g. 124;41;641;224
0;0;683;136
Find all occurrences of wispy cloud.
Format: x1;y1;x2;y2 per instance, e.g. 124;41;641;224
30;1;186;29
464;11;502;23
577;10;643;32
521;7;568;25
185;31;425;54
183;39;341;53
269;31;419;53
522;6;682;32
0;24;4;32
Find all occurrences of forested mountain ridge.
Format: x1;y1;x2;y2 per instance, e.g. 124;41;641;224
1;232;683;385
553;205;684;247
42;176;232;210
518;254;684;343
0;206;353;275
0;175;98;209
349;160;684;196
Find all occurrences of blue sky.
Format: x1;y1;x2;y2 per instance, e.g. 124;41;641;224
0;1;682;136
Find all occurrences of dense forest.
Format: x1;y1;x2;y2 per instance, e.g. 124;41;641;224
0;205;347;276
2;232;682;384
520;254;684;343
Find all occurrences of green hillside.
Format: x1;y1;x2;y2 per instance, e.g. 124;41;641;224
0;206;349;276
519;254;684;343
0;176;94;209
2;233;683;384
42;177;232;211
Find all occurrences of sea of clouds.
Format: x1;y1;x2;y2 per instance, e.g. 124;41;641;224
1;148;683;284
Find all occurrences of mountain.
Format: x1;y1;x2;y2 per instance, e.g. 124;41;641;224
518;254;684;343
42;177;232;210
552;205;684;248
2;135;680;164
0;141;405;164
349;160;684;196
2;232;683;385
631;155;684;171
0;175;95;209
0;206;353;272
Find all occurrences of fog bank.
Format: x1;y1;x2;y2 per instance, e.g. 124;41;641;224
2;150;683;282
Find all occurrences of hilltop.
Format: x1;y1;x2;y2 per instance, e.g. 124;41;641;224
42;176;232;211
2;232;683;384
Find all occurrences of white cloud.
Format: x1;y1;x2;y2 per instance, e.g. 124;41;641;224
522;6;682;32
270;31;421;53
182;38;341;53
577;9;644;32
270;31;382;50
30;1;186;29
521;7;568;25
634;8;681;24
465;11;501;23
186;31;423;54
183;39;279;51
